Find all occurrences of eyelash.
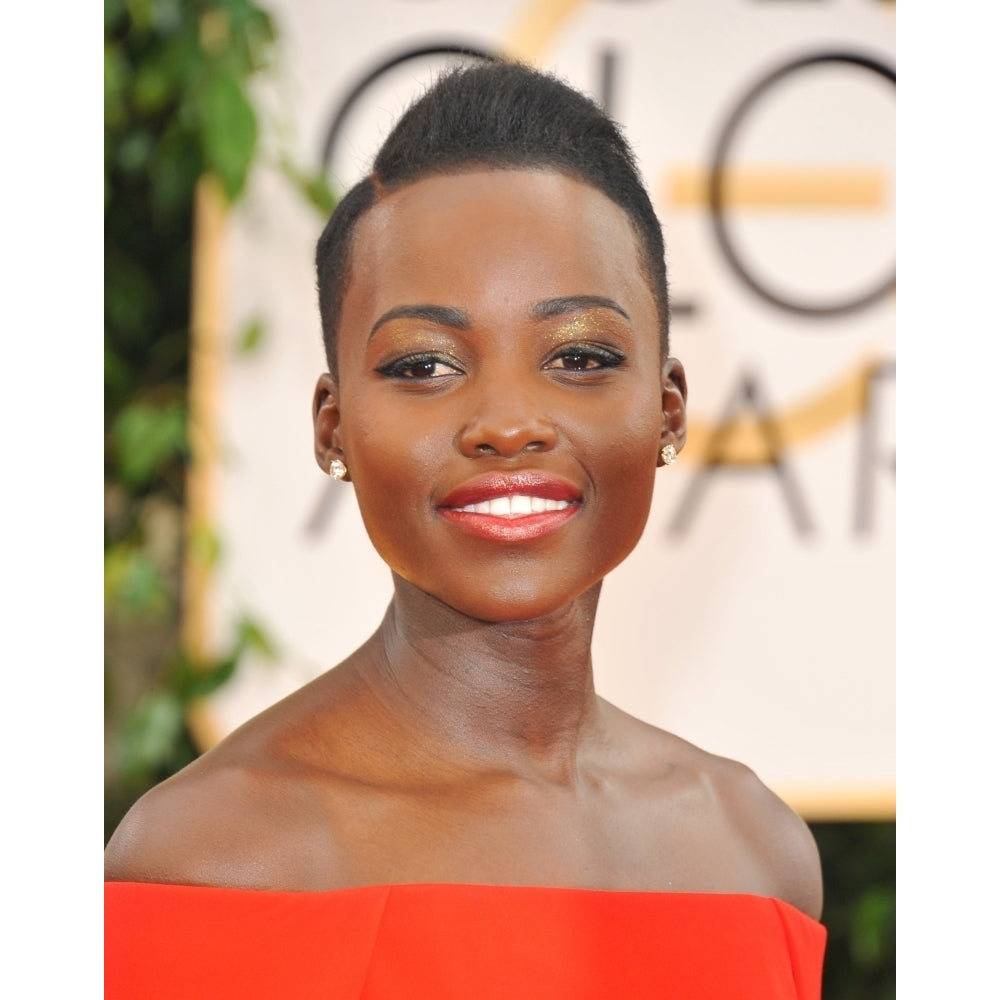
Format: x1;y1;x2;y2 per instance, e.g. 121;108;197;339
375;352;463;380
544;344;626;372
375;344;626;380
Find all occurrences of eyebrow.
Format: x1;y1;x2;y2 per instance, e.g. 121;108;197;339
368;304;471;341
530;296;630;322
367;295;630;341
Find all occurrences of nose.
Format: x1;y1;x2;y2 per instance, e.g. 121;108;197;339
456;375;558;459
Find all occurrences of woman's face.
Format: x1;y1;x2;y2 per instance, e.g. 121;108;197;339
314;169;685;623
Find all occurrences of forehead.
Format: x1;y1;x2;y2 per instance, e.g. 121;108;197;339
341;169;656;336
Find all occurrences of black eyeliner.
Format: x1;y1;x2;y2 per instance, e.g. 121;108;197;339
375;351;464;379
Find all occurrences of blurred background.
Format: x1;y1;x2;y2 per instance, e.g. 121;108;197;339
104;2;895;997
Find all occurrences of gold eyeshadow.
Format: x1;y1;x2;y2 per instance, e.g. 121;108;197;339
369;330;459;355
539;312;630;347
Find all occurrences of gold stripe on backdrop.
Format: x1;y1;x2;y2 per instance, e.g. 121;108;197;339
184;175;228;753
778;785;896;822
668;166;887;209
503;0;585;63
682;359;885;466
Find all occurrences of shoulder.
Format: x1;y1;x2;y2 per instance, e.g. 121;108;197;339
104;661;387;890
697;749;824;920
104;740;334;890
616;712;823;920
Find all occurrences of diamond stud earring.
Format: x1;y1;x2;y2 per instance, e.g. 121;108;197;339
660;444;676;466
329;458;348;481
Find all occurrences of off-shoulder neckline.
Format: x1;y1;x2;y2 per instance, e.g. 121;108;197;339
105;880;822;926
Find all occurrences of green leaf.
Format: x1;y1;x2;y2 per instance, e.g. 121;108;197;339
188;522;222;569
119;691;185;780
105;545;170;617
104;41;130;131
132;60;173;115
280;159;338;217
151;0;183;35
235;616;277;660
303;172;338;217
117;128;155;173
104;249;158;343
216;0;277;72
190;655;240;701
104;0;126;33
166;649;236;701
112;399;188;489
195;68;257;201
849;885;896;968
104;340;133;400
123;0;155;35
235;314;266;355
147;117;203;218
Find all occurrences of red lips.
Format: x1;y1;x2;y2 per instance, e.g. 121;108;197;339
438;471;583;543
439;471;582;509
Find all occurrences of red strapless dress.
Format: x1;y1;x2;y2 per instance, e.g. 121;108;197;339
105;881;825;998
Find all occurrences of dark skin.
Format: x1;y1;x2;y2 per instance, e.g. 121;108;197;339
105;170;823;920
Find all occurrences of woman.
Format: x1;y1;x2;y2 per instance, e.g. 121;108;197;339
105;62;825;998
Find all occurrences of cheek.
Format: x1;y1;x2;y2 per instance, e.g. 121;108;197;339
338;403;444;561
573;385;664;564
597;429;659;544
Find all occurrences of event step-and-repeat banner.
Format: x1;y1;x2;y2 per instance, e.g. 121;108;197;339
192;0;895;819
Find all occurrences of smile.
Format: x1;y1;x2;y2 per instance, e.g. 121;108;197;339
451;495;575;517
438;473;583;542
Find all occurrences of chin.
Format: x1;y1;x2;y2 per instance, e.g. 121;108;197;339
382;533;638;625
421;572;607;626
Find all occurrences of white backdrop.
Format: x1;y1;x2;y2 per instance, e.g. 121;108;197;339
194;0;895;819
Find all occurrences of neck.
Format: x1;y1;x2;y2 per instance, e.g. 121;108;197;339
361;574;605;784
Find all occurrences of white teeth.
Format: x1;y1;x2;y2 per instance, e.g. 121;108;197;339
455;495;573;516
510;495;532;515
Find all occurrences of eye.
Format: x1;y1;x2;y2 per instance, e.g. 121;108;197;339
375;352;464;380
545;344;626;372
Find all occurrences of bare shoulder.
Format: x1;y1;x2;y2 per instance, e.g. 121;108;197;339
103;722;338;890
104;656;385;890
612;710;823;920
707;749;823;919
679;733;823;920
105;680;356;889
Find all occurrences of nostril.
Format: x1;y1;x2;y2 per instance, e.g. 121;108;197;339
458;409;558;459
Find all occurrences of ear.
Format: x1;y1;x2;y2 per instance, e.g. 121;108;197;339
659;357;687;463
312;373;350;480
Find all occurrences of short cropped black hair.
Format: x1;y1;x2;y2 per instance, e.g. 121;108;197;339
315;61;670;374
